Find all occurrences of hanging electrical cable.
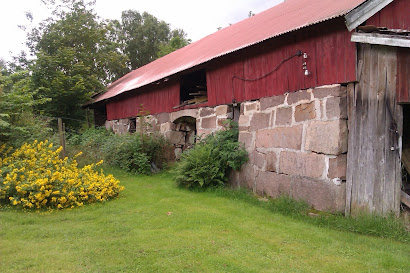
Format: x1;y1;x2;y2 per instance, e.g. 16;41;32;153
231;50;303;104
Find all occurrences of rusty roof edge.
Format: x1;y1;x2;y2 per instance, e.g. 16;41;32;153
91;2;362;105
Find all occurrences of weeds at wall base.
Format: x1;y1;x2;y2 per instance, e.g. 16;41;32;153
197;184;410;243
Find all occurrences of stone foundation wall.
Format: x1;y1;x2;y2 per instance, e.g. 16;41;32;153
231;84;348;212
104;84;348;212
105;106;233;159
196;105;233;137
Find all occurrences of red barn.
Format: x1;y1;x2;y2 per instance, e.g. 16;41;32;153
87;0;410;215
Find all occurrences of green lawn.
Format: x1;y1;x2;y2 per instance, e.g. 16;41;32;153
1;169;409;272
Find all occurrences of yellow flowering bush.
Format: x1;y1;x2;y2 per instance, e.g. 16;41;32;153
0;140;124;209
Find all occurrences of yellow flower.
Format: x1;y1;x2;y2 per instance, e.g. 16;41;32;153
1;140;123;210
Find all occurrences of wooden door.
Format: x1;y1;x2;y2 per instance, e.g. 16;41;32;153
346;44;403;216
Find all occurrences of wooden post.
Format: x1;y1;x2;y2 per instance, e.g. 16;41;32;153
86;110;91;128
62;122;66;156
58;118;66;159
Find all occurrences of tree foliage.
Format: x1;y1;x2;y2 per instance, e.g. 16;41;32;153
112;10;190;70
2;0;191;134
28;0;128;127
0;67;51;146
157;29;191;58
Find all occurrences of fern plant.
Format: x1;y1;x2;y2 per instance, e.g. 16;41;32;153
174;121;248;189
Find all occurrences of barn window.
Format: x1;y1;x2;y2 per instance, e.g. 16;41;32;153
179;69;207;106
129;118;136;133
93;106;107;127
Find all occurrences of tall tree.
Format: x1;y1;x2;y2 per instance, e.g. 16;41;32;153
157;29;191;58
28;0;128;127
15;0;189;129
113;10;190;70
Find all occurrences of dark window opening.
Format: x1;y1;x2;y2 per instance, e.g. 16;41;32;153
179;69;207;107
93;106;107;127
233;103;241;122
129;118;136;133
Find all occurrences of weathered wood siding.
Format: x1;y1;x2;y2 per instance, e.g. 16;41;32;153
366;0;410;30
106;19;356;120
346;44;403;216
207;19;356;105
396;48;410;103
364;0;409;103
106;80;180;120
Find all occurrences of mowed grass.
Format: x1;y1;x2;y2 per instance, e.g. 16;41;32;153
1;169;409;273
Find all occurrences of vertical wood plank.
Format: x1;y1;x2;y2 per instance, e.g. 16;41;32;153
320;31;337;85
345;30;357;83
266;47;280;97
396;48;410;103
287;39;301;92
206;69;217;105
346;82;356;215
336;30;345;83
356;44;371;212
315;29;325;86
366;0;410;30
232;57;246;103
348;44;402;216
374;45;387;215
384;46;400;215
302;29;318;88
363;44;376;212
277;45;290;95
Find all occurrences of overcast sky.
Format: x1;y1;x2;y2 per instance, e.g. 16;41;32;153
0;0;283;62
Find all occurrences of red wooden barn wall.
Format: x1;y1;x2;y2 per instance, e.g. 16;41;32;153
396;48;410;103
106;80;180;120
365;0;410;103
106;18;357;120
366;0;410;30
207;18;356;106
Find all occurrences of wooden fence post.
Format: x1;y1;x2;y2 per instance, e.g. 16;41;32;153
58;118;66;159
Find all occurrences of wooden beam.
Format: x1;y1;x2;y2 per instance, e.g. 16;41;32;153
402;147;410;174
345;0;393;31
401;190;410;208
351;33;410;48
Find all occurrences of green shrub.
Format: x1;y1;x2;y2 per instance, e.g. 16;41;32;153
67;127;112;164
174;121;248;189
67;128;171;174
101;133;151;175
0;112;55;148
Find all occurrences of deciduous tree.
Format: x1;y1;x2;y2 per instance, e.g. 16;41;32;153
0;66;51;145
29;0;127;127
113;10;190;70
157;29;191;58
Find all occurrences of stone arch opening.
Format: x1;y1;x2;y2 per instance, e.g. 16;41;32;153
172;116;197;159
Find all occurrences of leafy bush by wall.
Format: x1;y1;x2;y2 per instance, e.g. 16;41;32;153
174;121;248;188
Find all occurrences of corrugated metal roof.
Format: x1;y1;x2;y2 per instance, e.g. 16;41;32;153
92;0;366;103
